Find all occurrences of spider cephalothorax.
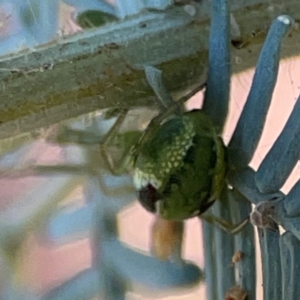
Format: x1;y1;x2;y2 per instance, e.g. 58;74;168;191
133;109;227;220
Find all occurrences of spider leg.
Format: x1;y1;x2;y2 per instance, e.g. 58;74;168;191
131;66;206;164
145;65;206;112
228;15;294;169
202;0;230;133
98;109;134;175
201;213;249;234
202;188;253;298
56;108;135;176
0;109;132;177
145;66;177;111
100;109;129;147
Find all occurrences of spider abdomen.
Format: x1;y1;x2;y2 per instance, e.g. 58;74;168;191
133;109;227;220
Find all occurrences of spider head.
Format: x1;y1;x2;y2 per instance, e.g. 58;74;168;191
133;110;227;220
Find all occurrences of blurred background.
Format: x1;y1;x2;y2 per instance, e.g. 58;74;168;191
0;1;299;300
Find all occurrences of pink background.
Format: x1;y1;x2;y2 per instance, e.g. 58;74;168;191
0;3;300;299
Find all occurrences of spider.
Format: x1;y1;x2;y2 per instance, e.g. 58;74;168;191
1;0;299;298
87;1;300;296
118;1;296;262
50;1;299;278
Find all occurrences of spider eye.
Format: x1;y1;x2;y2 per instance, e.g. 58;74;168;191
137;184;160;213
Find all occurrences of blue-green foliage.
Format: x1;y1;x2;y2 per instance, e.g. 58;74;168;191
2;1;300;300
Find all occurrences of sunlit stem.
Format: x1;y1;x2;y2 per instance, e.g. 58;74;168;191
203;0;230;132
280;232;300;300
101;108;128;147
228;15;294;169
284;179;300;216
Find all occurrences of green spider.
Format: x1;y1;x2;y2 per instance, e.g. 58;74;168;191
70;1;293;235
0;1;298;297
132;107;226;221
125;7;294;236
126;91;228;260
